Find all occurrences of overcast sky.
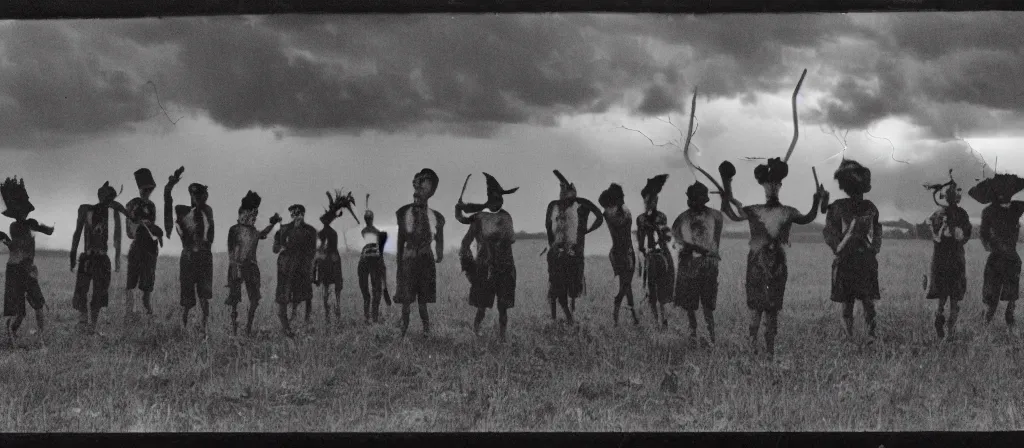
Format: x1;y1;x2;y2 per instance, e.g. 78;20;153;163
1;13;1022;253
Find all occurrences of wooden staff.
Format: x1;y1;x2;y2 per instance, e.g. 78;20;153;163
783;69;808;164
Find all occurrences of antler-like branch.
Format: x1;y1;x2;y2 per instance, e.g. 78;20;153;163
682;89;726;195
782;69;808;164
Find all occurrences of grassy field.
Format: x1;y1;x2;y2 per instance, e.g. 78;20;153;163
2;238;1024;431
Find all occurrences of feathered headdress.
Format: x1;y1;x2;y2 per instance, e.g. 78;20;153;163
321;190;360;225
833;159;870;194
1;176;33;218
599;183;625;208
641;174;669;199
754;158;790;185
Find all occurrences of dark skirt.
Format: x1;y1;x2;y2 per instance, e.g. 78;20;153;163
609;245;635;280
73;253;112;312
746;244;788;312
644;249;675;305
547;244;584;300
675;253;719;311
313;250;343;287
3;262;44;317
983;252;1021;305
395;253;437;305
830;248;881;303
927;247;966;301
275;254;314;305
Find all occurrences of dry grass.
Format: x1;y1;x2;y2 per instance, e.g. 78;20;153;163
1;239;1023;431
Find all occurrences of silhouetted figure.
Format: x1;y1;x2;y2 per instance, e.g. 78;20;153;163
823;160;882;340
274;204;318;336
164;167;215;334
395;169;445;337
225;191;280;336
599;183;638;326
124;168;164;323
721;158;825;358
969;173;1024;328
636;174;674;328
359;195;391;324
924;171;971;339
314;190;357;328
456;173;518;341
545;170;603;325
71;182;128;335
1;177;54;342
672;181;723;343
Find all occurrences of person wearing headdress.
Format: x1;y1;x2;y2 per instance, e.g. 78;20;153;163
124;168;165;323
164;166;216;334
313;190;356;328
599;183;639;326
395;168;445;337
636;174;674;328
225;191;281;336
358;195;391;324
70;181;129;334
672;180;724;343
545;170;604;326
1;177;54;341
823;159;883;340
969;173;1024;328
456;173;518;341
924;171;972;339
274;203;319;336
721;157;826;358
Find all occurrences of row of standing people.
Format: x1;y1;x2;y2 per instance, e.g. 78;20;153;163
3;160;1022;351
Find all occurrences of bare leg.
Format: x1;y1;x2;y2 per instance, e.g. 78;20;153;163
498;305;508;341
334;287;342;323
474;307;486;336
935;297;947;339
199;299;210;334
559;295;574;325
764;310;779;358
277;303;294;337
842;301;855;338
863;299;877;338
89;306;100;335
748;308;762;353
304;299;312;324
703;307;715;343
230;304;239;336
124;289;136;324
1006;301;1017;327
947;299;960;339
245;301;258;336
323;285;332;327
418;302;429;335
181;306;191;328
549;296;558;321
686;310;699;338
141;291;153;315
401;303;411;337
624;282;638;325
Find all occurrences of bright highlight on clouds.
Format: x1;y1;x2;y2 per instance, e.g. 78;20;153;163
0;13;1021;253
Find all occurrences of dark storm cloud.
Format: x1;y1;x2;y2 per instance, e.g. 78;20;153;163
5;13;1024;147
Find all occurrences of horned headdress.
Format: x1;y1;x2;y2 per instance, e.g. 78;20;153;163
1;176;33;218
968;173;1024;205
553;170;576;196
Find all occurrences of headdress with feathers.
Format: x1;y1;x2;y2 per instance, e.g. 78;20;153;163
321;190;360;225
641;174;669;200
1;176;33;218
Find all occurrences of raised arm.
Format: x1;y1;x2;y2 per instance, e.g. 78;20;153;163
25;218;54;236
259;214;280;240
581;198;604;234
792;186;823;225
720;193;747;222
164;181;177;239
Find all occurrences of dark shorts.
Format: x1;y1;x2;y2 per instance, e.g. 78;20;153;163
396;254;436;305
609;246;635;280
547;246;584;300
829;249;880;303
180;249;214;308
468;260;516;310
675;253;719;311
73;253;112;312
983;252;1021;305
226;262;262;305
358;256;386;298
3;263;44;317
126;242;158;292
276;256;314;305
746;245;788;312
644;249;675;305
313;251;343;287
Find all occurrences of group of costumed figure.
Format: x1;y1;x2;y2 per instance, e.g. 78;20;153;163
3;70;1024;355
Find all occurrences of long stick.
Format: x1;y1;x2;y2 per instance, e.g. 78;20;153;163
783;69;808;164
682;89;725;195
459;174;472;203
